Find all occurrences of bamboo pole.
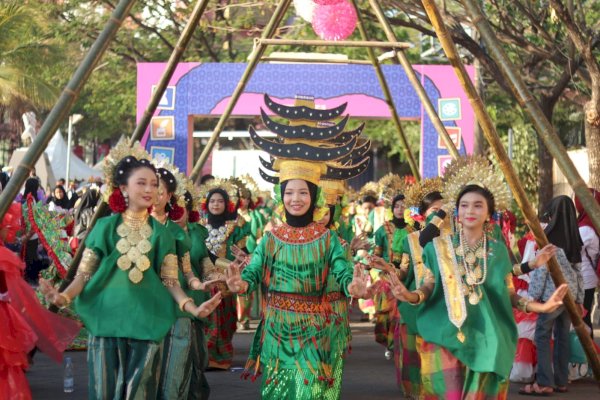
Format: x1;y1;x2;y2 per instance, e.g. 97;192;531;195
460;0;600;239
53;0;212;299
422;0;600;380
352;0;421;179
257;38;412;48
261;56;373;65
189;0;294;180
367;0;461;160
0;0;138;221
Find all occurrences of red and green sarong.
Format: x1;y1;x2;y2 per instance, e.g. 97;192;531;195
396;322;422;398
205;295;237;369
420;341;509;400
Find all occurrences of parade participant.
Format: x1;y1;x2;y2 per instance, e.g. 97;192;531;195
181;187;213;400
0;202;80;400
225;94;373;399
387;157;567;399
40;142;221;400
372;177;444;397
152;165;213;399
200;178;250;370
372;174;411;360
233;175;266;330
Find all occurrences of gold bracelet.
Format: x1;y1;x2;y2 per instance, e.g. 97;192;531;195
517;297;531;313
408;289;425;305
178;297;194;313
58;292;72;309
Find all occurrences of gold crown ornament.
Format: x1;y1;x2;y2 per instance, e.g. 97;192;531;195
358;181;379;201
153;159;188;208
102;138;151;202
404;177;444;210
441;156;512;212
378;173;408;207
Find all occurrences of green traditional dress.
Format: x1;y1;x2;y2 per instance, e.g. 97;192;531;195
395;230;426;397
240;222;355;400
203;216;250;369
74;213;177;400
237;208;266;328
157;220;196;400
417;233;517;399
373;221;410;352
187;222;211;400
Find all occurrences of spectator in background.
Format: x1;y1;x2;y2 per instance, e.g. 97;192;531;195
574;189;600;338
46;185;71;212
66;180;79;208
526;196;584;395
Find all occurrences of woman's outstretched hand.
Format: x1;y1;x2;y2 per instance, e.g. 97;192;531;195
194;292;222;318
225;260;247;294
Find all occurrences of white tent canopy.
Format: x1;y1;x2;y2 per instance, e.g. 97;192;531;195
45;130;102;181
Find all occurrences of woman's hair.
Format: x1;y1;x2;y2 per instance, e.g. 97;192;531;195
157;168;178;194
113;156;156;187
544;195;583;264
23;177;40;202
391;194;405;211
419;191;443;216
184;190;194;212
455;184;495;217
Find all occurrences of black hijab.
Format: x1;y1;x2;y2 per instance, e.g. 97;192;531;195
281;180;318;228
23;178;40;203
49;185;70;209
391;194;407;229
544;195;583;264
206;188;236;228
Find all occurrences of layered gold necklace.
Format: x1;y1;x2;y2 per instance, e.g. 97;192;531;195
116;209;153;283
454;229;488;305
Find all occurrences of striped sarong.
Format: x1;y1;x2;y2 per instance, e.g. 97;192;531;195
420;341;509;400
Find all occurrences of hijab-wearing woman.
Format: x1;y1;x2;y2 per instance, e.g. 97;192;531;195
46;185;71;212
225;172;371;399
388;159;567;400
40;148;221;400
201;183;250;370
524;195;584;395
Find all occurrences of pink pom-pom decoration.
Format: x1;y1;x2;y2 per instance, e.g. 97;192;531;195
313;0;344;5
294;0;316;23
312;1;357;41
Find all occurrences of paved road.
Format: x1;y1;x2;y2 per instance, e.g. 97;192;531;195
29;314;599;399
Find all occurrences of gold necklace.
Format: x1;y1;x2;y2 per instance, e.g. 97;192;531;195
116;210;153;283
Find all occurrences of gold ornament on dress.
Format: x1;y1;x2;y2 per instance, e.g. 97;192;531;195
160;254;180;287
115;210;154;283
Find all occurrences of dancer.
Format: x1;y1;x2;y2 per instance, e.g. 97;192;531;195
225;94;373;399
40;142;221;400
200;179;250;370
388;157;568;399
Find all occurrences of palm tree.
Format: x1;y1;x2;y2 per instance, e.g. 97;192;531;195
0;1;62;163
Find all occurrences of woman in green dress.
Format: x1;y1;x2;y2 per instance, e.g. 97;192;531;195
388;167;568;399
40;149;221;400
152;167;215;399
225;173;371;400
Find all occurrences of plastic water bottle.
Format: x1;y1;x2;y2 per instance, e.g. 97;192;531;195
63;356;74;393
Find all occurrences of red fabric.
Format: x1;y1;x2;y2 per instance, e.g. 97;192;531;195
1;246;81;363
574;188;600;236
514;338;536;364
64;220;74;237
0;202;23;245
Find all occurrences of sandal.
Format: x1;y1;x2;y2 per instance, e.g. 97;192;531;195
519;383;553;396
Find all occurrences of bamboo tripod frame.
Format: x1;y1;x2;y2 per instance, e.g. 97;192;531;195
188;0;463;180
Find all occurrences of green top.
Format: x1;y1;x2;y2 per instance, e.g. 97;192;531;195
164;220;194;319
397;232;423;334
417;234;517;377
75;214;176;341
244;209;266;253
374;222;409;263
337;217;354;245
241;223;354;371
187;222;211;316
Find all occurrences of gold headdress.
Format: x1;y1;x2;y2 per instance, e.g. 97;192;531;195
441;156;512;211
153;159;188;208
237;174;260;204
378;173;408;207
358;181;379;201
102;139;151;201
404;177;444;210
198;177;238;202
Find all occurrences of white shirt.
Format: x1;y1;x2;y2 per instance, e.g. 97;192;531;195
579;225;599;289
